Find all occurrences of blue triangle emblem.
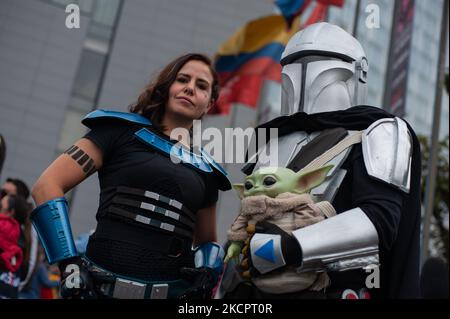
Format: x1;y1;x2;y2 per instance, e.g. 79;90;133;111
254;239;275;263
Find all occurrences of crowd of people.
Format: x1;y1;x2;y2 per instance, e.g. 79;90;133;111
0;178;60;299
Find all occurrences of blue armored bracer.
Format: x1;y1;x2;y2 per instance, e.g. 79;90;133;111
30;197;78;264
194;242;225;281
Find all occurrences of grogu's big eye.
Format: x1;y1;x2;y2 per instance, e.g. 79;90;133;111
263;176;276;186
244;181;253;190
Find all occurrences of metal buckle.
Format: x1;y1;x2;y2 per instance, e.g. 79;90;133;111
113;278;146;299
150;284;169;299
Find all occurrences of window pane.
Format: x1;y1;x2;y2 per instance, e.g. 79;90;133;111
72;49;105;100
76;0;94;14
88;23;113;43
92;0;120;27
68;95;94;113
52;0;73;6
50;0;93;14
57;110;88;151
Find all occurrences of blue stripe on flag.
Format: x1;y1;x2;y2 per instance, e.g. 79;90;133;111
275;0;305;18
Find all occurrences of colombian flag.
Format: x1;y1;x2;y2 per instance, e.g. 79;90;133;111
275;0;310;26
210;15;301;115
210;0;344;115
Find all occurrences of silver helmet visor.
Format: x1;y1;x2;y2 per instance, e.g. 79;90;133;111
280;56;365;115
281;63;303;115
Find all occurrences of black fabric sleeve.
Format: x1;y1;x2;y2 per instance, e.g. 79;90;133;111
83;121;131;164
348;145;404;253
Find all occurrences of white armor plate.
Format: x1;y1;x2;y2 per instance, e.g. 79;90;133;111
362;117;412;193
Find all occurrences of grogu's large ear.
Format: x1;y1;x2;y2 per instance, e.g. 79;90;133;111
295;165;334;194
233;184;245;199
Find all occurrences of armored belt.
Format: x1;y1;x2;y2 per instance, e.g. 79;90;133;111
83;257;190;299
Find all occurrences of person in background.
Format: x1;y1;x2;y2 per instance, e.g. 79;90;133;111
0;135;6;179
420;257;449;299
0;178;39;295
19;245;60;299
0;194;25;298
1;178;30;200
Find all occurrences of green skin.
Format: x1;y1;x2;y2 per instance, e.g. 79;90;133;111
225;165;333;263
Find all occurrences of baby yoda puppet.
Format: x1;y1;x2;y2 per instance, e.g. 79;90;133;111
225;166;336;294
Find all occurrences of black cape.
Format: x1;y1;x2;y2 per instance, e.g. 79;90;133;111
255;106;422;298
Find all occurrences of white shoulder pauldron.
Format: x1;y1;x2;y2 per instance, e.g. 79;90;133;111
362;117;412;193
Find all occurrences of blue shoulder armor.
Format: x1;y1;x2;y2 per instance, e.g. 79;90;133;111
81;109;152;129
201;149;227;177
134;128;231;191
200;149;231;191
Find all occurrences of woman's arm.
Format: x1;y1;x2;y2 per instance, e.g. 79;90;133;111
192;203;217;247
31;138;103;205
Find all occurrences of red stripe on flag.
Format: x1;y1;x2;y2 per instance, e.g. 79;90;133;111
316;0;344;7
211;58;282;115
301;1;328;28
212;75;263;115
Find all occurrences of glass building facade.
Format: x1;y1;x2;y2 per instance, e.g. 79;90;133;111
48;0;122;154
328;0;448;139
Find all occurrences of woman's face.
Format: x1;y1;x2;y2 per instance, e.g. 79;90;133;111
166;60;214;123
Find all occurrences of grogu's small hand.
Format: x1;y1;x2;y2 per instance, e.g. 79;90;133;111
224;242;242;263
244;221;303;277
239;230;255;279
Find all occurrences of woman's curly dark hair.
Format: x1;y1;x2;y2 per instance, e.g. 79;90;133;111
129;53;220;131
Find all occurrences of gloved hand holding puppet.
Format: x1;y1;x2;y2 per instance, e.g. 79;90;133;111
224;165;335;294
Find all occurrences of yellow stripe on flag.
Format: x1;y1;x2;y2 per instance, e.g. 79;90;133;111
217;15;301;56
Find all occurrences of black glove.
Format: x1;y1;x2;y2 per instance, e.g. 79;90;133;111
178;267;217;299
58;256;97;299
241;221;303;278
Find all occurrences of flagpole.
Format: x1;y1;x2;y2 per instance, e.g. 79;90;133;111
352;0;361;36
421;0;449;265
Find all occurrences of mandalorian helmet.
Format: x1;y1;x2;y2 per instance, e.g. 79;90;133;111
280;22;368;115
